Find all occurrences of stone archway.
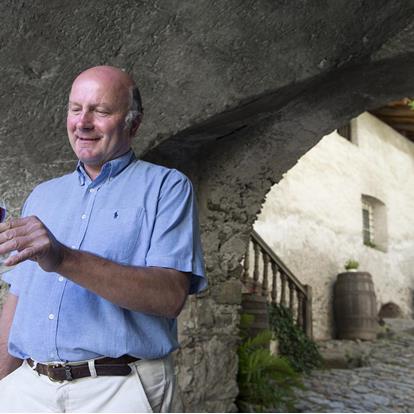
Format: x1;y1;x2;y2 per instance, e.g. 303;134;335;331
144;38;414;414
1;1;414;412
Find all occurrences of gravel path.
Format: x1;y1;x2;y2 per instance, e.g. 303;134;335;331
294;319;414;412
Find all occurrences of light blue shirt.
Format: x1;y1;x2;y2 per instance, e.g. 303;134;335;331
2;150;206;362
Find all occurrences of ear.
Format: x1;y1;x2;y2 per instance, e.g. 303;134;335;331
130;115;142;137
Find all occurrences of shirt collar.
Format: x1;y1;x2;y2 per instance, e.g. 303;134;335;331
76;150;136;186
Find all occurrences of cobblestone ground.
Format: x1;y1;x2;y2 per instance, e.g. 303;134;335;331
294;319;414;413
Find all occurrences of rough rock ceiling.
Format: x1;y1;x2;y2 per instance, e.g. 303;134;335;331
370;98;414;142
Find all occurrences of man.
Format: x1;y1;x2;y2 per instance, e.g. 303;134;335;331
0;66;206;412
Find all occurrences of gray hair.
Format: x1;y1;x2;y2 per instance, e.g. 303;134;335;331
125;86;143;130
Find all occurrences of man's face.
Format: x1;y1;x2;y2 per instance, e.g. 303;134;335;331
67;72;133;178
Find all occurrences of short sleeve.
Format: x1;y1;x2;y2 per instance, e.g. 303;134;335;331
145;170;207;294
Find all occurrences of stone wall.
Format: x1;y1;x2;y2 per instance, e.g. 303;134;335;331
1;1;414;411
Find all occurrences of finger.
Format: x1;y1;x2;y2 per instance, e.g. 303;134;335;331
0;216;37;233
11;216;41;229
0;235;32;256
0;227;48;255
0;224;35;244
0;220;12;233
0;239;14;256
4;228;50;262
4;247;38;267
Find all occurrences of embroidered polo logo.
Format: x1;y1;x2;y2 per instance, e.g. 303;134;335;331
114;211;118;219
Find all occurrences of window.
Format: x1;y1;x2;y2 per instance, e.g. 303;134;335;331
361;195;388;251
362;201;373;245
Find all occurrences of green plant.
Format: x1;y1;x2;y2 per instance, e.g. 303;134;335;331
408;99;414;110
344;259;359;270
364;240;377;248
268;304;323;374
237;314;304;412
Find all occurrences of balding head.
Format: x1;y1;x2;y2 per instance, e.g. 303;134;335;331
73;66;143;124
76;65;135;87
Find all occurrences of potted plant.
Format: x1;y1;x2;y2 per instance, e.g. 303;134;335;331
344;259;359;272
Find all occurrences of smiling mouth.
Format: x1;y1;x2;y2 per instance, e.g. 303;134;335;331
76;134;100;141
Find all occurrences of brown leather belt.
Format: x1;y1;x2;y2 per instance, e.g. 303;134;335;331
27;355;139;382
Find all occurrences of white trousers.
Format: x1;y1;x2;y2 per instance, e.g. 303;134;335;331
0;356;175;413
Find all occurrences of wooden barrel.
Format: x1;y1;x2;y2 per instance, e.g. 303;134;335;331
334;271;378;340
241;293;269;338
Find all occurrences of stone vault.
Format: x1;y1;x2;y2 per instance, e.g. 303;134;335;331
1;1;414;411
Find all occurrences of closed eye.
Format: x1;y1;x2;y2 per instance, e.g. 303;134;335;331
68;106;81;114
96;110;110;116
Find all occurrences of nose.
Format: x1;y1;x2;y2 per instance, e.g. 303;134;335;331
76;110;94;130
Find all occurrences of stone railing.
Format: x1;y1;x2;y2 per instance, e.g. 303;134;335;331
242;230;313;338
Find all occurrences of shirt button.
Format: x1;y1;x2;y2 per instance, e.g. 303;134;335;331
48;314;55;320
81;214;87;219
58;276;64;282
89;188;96;193
71;245;76;249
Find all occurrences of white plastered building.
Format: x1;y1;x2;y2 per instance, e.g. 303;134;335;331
254;112;414;339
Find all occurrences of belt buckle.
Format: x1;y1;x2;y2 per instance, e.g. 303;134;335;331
47;363;73;382
47;364;62;382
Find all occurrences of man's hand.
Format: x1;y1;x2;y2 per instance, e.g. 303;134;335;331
0;216;64;272
0;216;190;317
